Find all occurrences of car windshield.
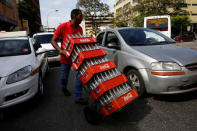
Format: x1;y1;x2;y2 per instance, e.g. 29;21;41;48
118;28;175;46
34;34;60;44
0;39;31;57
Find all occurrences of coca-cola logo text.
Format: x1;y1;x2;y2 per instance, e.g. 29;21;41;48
80;39;90;42
123;93;132;101
99;64;110;70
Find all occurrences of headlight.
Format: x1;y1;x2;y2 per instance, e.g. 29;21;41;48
6;65;33;84
151;62;181;71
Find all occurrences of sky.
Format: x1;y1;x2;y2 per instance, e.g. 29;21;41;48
39;0;114;29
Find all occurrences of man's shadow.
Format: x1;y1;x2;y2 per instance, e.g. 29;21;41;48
101;96;152;128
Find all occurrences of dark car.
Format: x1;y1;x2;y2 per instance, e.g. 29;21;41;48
174;32;196;42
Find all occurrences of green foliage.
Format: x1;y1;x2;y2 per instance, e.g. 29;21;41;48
130;0;191;33
132;14;145;27
132;0;187;16
76;0;109;16
171;15;191;35
76;0;109;35
114;6;134;27
115;20;128;27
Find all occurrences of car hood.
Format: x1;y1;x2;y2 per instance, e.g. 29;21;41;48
0;55;32;77
132;44;197;66
41;42;61;51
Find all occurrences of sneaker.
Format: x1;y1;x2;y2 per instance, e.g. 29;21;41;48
75;98;88;105
62;88;71;96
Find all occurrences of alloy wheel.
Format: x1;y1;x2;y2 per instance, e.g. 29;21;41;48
128;72;140;91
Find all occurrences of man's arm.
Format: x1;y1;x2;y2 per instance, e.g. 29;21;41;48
51;36;65;56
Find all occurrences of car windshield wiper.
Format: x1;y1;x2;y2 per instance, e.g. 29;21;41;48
168;41;176;44
129;43;148;46
151;41;175;45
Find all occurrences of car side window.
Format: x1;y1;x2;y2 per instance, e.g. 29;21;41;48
96;32;105;46
104;32;119;47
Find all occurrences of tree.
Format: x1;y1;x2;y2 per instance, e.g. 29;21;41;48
76;0;109;35
114;6;134;27
131;0;189;29
18;1;39;36
171;15;191;35
132;0;187;16
132;14;145;27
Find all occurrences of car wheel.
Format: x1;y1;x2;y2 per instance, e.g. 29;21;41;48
38;74;44;96
126;69;146;97
0;111;4;121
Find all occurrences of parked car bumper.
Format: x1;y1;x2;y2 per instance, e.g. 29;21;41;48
140;68;197;94
0;74;38;109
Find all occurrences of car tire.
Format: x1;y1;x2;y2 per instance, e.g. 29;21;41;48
37;73;44;96
0;111;4;121
126;69;146;97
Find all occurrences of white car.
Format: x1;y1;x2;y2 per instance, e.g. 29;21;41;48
0;31;48;109
32;32;61;62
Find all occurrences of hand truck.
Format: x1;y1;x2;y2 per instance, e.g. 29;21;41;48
64;34;138;124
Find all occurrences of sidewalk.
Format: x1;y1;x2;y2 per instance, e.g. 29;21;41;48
176;41;197;50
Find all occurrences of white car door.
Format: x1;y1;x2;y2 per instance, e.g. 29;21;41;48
31;39;48;78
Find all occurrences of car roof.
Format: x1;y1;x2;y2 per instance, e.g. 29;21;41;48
102;27;146;32
33;32;54;36
0;37;28;40
0;31;28;39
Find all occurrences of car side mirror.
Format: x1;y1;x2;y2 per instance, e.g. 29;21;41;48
33;43;42;51
35;47;47;56
107;42;120;50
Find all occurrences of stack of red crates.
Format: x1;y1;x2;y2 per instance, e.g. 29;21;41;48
63;34;138;116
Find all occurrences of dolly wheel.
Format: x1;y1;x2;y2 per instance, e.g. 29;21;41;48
83;106;103;125
0;111;4;121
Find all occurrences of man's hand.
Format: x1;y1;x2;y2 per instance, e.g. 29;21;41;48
51;36;64;56
59;49;65;56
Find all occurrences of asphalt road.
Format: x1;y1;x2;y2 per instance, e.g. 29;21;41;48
0;66;197;131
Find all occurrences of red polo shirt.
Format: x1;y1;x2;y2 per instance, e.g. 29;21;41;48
54;21;83;64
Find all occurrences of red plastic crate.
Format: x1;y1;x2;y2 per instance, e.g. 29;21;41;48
81;61;116;85
72;49;107;70
100;88;138;116
64;37;97;57
90;74;128;100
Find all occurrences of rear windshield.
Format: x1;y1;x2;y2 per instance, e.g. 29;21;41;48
118;28;175;46
34;34;60;44
0;39;31;57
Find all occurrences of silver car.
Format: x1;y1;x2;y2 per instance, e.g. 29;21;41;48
96;27;197;96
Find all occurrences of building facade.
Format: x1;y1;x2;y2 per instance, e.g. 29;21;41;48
114;0;138;26
114;0;137;18
0;0;21;31
0;0;42;35
17;0;42;35
183;0;197;32
114;0;197;31
82;13;114;35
